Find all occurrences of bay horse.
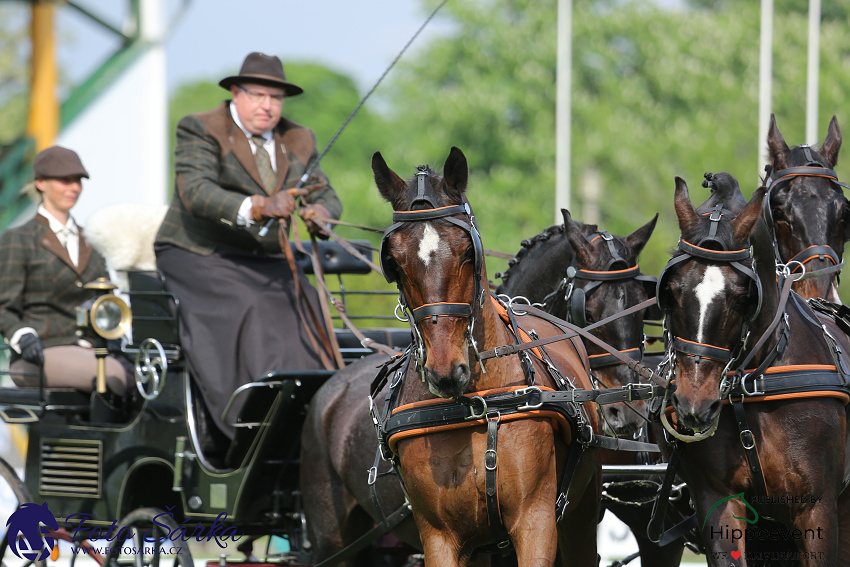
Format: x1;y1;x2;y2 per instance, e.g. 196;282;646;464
656;176;850;566
302;147;602;567
495;213;701;567
764;114;848;302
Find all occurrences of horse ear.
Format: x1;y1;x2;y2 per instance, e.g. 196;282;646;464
674;177;700;234
443;146;469;202
562;209;593;266
372;152;407;208
733;187;768;242
820;115;842;167
767;113;790;169
624;213;658;257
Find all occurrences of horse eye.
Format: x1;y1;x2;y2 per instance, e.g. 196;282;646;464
772;208;786;222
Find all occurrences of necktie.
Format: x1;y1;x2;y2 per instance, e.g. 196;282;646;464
252;135;276;193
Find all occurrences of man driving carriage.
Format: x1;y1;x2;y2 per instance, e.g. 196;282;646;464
154;52;343;441
0;146;133;395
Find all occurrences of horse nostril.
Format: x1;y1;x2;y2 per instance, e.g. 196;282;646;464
452;363;470;383
706;399;722;421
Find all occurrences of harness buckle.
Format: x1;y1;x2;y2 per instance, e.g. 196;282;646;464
515;386;543;410
465;396;488;420
625;383;648;402
484;449;497;471
367;466;378;485
556;493;569;521
740;373;764;397
740;429;756;450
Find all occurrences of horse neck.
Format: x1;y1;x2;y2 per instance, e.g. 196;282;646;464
498;234;574;303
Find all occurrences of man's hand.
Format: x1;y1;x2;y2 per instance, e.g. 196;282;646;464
251;191;296;223
301;204;331;239
19;333;44;366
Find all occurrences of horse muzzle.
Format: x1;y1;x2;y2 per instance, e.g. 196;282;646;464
424;363;471;399
671;393;722;433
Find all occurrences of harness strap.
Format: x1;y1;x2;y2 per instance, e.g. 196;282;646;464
481;299;667;387
574;265;641;281
678;239;750;261
789;244;840;267
730;398;770;501
411;302;472;322
671;337;731;362
313;503;413;567
485;413;502;526
647;445;682;543
556;439;586;522
589;347;642;369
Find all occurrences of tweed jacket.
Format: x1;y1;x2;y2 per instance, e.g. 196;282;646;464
155;100;343;255
0;214;108;348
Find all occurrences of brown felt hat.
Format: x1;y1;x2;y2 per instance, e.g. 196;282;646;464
33;146;89;179
219;52;303;96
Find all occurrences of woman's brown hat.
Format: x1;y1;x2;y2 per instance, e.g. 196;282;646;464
33;146;89;179
219;52;303;96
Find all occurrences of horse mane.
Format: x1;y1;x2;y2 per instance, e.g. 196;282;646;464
496;221;598;283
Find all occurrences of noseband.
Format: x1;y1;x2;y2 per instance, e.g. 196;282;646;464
381;166;486;370
763;145;847;275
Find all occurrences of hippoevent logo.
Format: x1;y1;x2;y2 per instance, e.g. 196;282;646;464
704;492;825;543
6;502;58;561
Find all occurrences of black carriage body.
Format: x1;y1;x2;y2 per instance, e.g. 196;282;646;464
4;240;412;540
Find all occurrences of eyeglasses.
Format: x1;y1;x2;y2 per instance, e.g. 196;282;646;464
237;85;285;105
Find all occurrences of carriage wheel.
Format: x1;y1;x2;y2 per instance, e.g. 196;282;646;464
102;507;193;567
0;457;47;567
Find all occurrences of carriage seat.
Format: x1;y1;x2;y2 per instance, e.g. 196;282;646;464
124;240;375;352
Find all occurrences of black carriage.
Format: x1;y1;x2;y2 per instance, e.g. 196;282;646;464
0;240;412;566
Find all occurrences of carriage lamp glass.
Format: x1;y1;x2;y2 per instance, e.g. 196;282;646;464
76;278;132;341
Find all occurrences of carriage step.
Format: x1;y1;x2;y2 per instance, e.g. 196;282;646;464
601;464;668;475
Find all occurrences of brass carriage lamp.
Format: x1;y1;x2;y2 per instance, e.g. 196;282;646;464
75;278;132;394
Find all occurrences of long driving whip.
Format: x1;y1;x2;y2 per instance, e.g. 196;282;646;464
259;0;449;236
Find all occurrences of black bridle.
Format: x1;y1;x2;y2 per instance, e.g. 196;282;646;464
657;209;765;377
763;145;847;276
540;231;659;370
380;167;486;370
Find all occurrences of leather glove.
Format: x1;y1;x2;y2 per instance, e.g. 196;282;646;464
301;204;331;239
18;333;45;366
251;191;296;223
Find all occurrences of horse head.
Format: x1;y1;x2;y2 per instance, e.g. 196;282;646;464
562;209;659;436
374;147;484;399
766;114;848;300
659;177;768;433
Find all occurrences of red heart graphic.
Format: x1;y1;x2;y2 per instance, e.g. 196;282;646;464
731;551;742;560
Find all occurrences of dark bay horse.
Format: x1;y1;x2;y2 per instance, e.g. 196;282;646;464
656;177;850;566
302;147;602;567
765;114;848;302
496;210;659;436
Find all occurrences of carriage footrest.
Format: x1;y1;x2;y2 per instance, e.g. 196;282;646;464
0;406;39;423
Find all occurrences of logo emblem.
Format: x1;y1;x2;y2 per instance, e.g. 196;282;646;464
703;492;759;529
6;502;58;561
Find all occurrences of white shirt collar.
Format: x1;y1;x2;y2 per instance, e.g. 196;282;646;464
38;205;78;235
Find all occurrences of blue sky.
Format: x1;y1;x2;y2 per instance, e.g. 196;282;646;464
54;0;452;95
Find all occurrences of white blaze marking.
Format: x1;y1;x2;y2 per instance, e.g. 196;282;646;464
694;266;726;343
418;223;440;266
